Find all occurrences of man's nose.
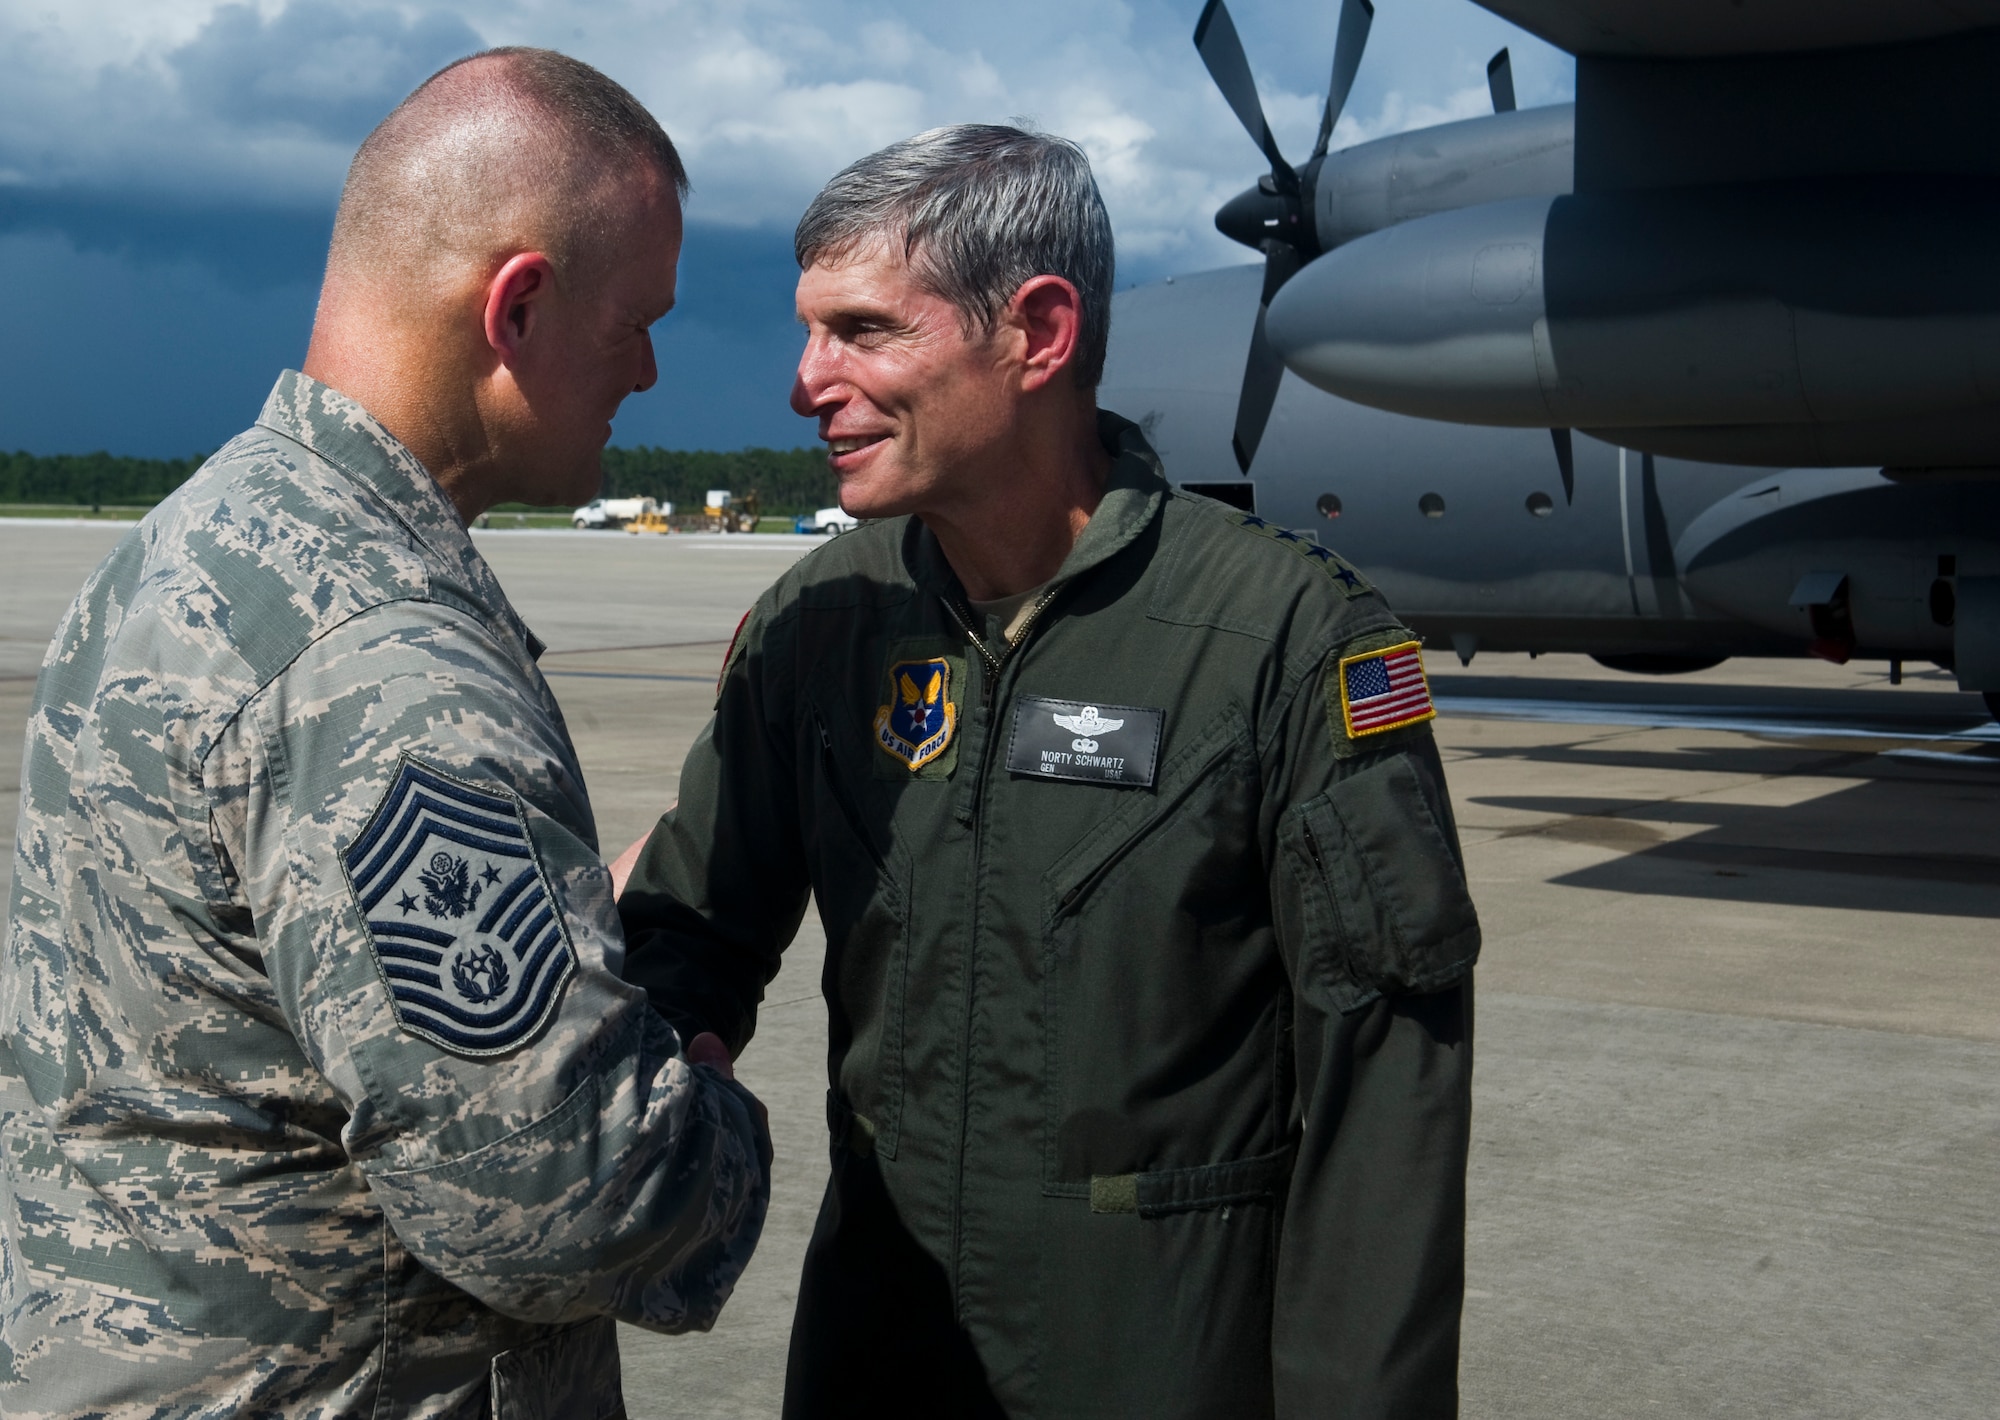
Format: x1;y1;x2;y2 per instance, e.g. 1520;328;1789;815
634;331;658;394
789;372;818;418
792;335;834;417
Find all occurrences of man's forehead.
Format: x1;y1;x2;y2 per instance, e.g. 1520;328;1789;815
798;237;930;308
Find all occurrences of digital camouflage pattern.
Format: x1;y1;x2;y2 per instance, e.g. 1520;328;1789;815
0;372;771;1419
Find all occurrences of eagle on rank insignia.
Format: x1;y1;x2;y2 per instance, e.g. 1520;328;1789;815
342;757;576;1056
874;657;957;770
1338;640;1437;738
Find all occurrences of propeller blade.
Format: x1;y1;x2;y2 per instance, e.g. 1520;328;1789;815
1311;0;1376;159
1487;47;1517;114
1551;426;1575;504
1194;0;1297;190
1233;242;1306;472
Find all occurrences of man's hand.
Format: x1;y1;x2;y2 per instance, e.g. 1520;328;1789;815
608;829;653;898
687;1032;770;1136
685;1031;734;1079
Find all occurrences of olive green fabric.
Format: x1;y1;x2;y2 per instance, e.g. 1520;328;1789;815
620;412;1480;1419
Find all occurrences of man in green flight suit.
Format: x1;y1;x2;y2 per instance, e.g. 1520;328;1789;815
615;124;1481;1418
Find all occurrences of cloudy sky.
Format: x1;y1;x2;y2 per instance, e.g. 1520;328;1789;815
0;0;1570;456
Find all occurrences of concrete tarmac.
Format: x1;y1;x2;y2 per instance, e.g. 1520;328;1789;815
3;522;1996;1417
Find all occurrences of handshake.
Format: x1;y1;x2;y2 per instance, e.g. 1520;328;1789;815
2;43;1476;1420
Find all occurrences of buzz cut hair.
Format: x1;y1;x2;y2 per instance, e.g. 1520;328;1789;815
794;124;1116;388
328;47;687;296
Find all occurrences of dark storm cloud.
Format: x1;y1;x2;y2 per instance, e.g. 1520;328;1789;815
167;2;483;142
0;188;334;292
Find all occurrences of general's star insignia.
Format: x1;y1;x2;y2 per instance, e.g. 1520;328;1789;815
1229;512;1375;599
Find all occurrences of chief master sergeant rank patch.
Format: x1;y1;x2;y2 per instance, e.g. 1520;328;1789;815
343;756;577;1057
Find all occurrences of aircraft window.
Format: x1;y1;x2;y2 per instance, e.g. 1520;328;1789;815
1419;492;1446;519
1317;493;1342;518
1526;491;1554;517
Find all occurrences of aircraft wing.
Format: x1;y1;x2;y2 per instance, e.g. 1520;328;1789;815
1472;0;2000;57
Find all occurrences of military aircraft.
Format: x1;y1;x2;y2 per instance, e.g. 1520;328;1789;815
1096;0;2000;719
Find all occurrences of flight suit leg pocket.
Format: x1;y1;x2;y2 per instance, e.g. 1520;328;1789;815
490;1317;625;1420
1281;752;1480;1013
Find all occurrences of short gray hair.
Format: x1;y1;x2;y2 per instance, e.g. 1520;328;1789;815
795;124;1115;388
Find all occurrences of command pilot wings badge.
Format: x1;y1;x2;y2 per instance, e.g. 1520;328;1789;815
1051;705;1124;754
343;757;576;1057
874;657;957;770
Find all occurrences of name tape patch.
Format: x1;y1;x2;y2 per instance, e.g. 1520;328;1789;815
343;757;576;1057
1005;696;1163;787
1338;640;1436;738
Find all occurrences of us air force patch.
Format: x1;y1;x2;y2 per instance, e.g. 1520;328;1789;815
874;657;957;770
343;757;575;1057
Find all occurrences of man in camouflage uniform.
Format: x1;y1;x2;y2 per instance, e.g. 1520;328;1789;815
616;126;1480;1417
0;51;769;1418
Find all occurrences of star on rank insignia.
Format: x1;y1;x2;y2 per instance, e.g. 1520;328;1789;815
1338;640;1437;737
343;757;575;1057
874;657;957;770
1229;511;1374;597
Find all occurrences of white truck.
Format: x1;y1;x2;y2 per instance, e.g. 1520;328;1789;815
800;506;860;535
571;496;663;530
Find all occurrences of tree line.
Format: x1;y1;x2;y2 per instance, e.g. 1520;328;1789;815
0;445;840;515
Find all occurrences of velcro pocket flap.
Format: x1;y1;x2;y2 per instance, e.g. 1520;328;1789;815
1283;753;1480;1013
1090;1144;1295;1217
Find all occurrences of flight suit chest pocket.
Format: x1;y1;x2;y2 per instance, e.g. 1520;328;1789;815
1039;706;1274;1192
1280;751;1480;1014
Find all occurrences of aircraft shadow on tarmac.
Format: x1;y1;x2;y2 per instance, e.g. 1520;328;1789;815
1435;673;1997;741
1465;740;2000;918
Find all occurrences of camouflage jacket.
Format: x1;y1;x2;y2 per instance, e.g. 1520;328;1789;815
0;372;770;1419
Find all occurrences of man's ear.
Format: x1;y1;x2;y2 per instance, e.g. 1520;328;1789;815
1010;274;1085;392
482;252;557;366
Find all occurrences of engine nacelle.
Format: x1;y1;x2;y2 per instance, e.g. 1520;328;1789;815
1674;469;2000;664
1267;178;2000;468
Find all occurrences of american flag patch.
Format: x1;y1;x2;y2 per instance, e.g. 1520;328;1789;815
1338;641;1436;737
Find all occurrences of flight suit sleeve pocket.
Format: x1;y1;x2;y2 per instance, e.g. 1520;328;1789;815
1280;753;1480;1013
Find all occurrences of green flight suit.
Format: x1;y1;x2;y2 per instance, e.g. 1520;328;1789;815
620;413;1480;1419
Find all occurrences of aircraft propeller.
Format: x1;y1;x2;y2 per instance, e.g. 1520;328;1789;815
1195;0;1373;473
1486;44;1575;503
1486;47;1516;113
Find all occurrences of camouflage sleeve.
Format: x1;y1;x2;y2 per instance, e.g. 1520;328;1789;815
1260;627;1479;1417
222;598;771;1333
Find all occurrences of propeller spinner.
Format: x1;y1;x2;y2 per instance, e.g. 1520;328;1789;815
1195;0;1373;472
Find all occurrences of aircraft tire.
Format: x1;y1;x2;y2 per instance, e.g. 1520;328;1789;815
1589;652;1729;676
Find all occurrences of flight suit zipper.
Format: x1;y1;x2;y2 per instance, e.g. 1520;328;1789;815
942;587;1062;707
936;584;1060;1316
